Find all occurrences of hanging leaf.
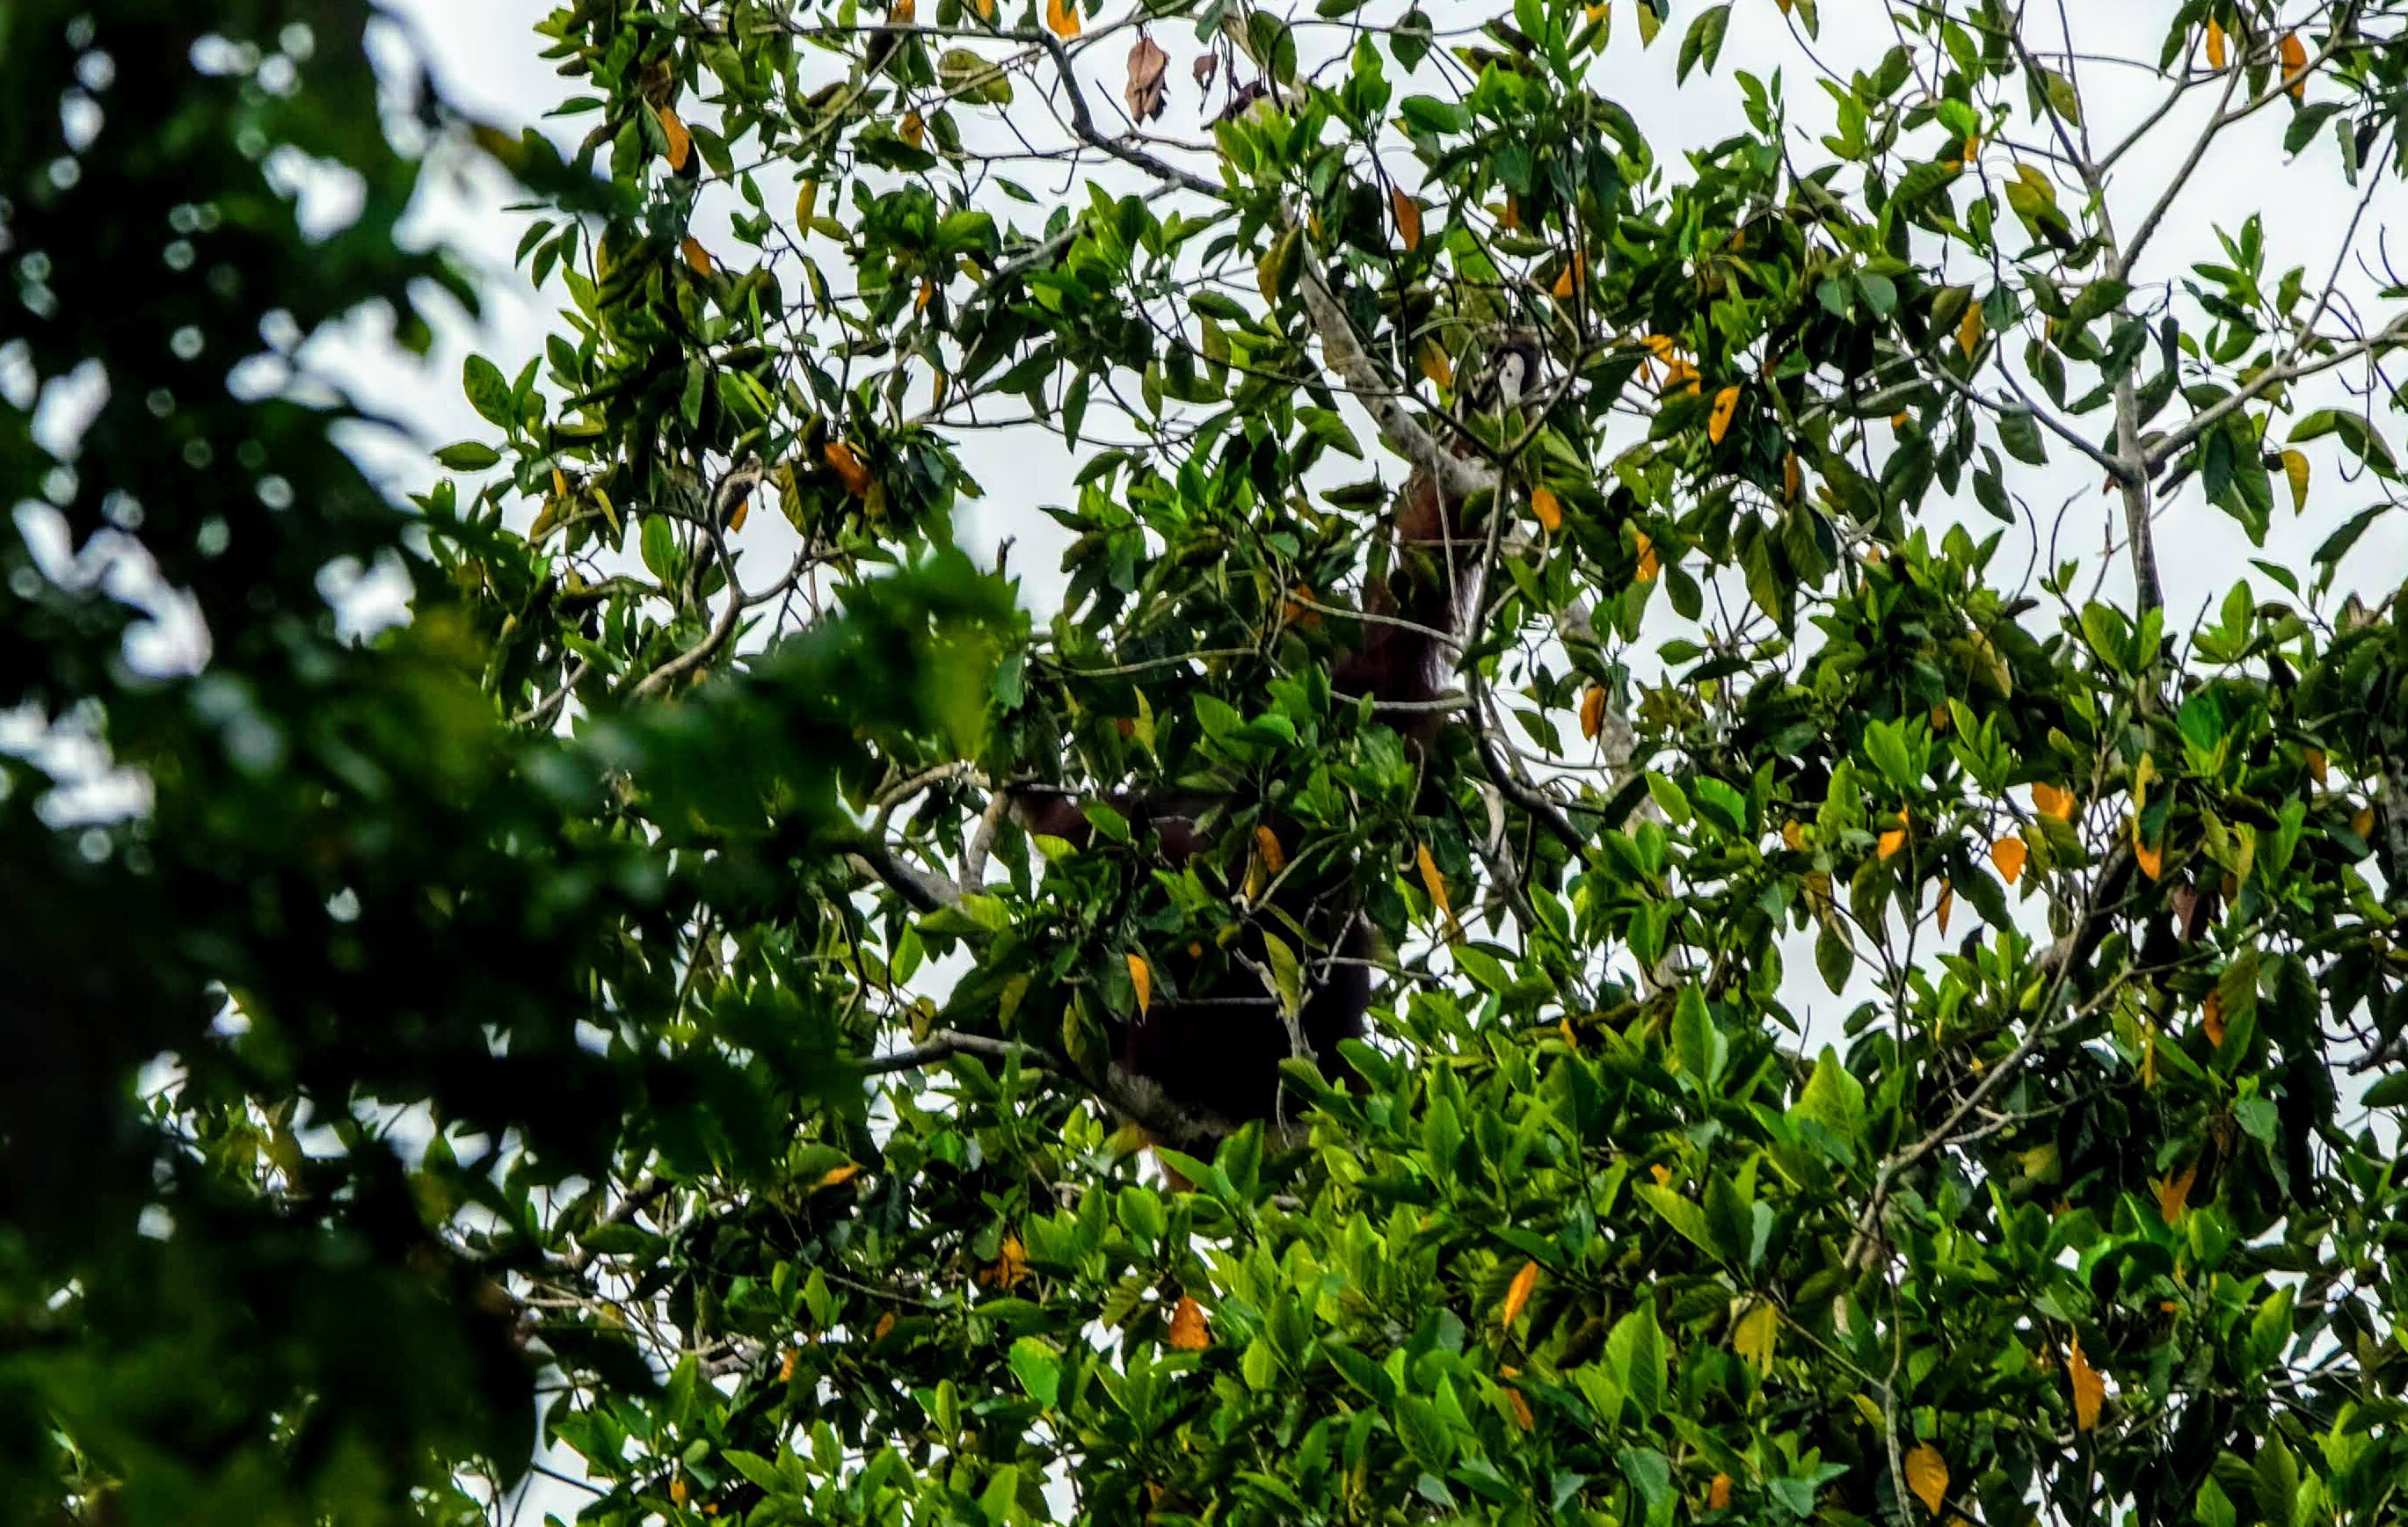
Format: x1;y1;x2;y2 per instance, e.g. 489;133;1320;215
2135;825;2164;881
2305;747;2328;785
811;1161;862;1191
2203;988;2226;1047
1783;450;1803;500
1254;824;1284;874
1990;835;2028;884
1502;1383;1534;1430
2279;32;2307;97
1391;187;1423;251
1046;0;1081;38
2068;1336;2106;1429
1168;1294;1211;1349
1581;685;1608;741
1126;952;1152;1014
680;236;713;273
1731;1299;1777;1368
1502;1260;1539;1326
1531;485;1562;531
2280;448;2309;513
1553;251;1587;299
1935;883;1954;936
1708;384;1741;444
1416;843;1453;925
1878;825;1908;861
2031;782;2076;820
1634;529;1660;581
1194;52;1218;91
1124;34;1169;120
2206;17;2228;69
1905;1443;1948;1515
1709;1474;1733;1510
899;111;926;147
656;105;693;171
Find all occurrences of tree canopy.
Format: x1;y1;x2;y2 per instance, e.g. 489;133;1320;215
12;0;2408;1523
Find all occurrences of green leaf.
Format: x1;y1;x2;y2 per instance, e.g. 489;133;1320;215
435;440;502;470
1604;1305;1664;1420
463;353;515;430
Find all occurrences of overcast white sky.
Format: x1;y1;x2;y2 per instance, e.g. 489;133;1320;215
333;2;2404;1516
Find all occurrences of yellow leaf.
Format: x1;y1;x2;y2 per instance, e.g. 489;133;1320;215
971;0;994;18
1936;882;1954;936
2142;1023;2158;1088
2352;804;2375;839
892;0;914;18
1580;685;1608;741
2281;448;2309;513
2154;1161;2197;1224
823;439;874;496
2280;32;2307;96
899;111;925;148
1642;333;1679;362
796;178;820;228
1710;1473;1733;1509
1502;1260;1539;1327
550;466;568;499
778;1346;798;1382
1126;952;1152;1014
1958;301;1984;357
1891;411;1911;431
1905;1443;1949;1515
2135;825;2164;882
656;105;692;171
1732;1299;1778;1369
2205;17;2228;69
2031;782;2076;821
680;236;713;274
1416;841;1453;926
1531;484;1562;532
874;1311;896;1340
670;1473;690;1505
812;1162;862;1191
1879;826;1908;861
1046;0;1081;38
2203;988;2225;1048
915;278;935;312
1168;1294;1211;1349
1708;384;1741;445
1782;450;1802;501
1500;194;1522;230
2068;1335;2106;1429
1391;188;1422;251
1991;835;2028;884
1416;339;1453;389
728;496;748;531
1633;529;1660;581
1780;819;1804;850
1662;357;1700;395
2305;747;2328;785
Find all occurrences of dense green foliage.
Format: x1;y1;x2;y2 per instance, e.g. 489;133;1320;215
15;0;2408;1523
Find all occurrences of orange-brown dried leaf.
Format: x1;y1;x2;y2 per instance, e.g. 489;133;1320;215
1126;952;1152;1014
1253;824;1285;875
812;1162;862;1191
1391;187;1423;251
1168;1294;1211;1349
1580;685;1608;742
1531;485;1562;532
1878;826;1908;861
1708;384;1741;444
2205;17;2228;69
680;236;713;274
656;105;692;171
1936;883;1954;936
2031;781;2076;821
1045;0;1081;38
2203;988;2226;1048
2068;1336;2106;1429
1709;1473;1733;1510
2280;31;2308;96
1991;835;2028;884
1502;1260;1539;1327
